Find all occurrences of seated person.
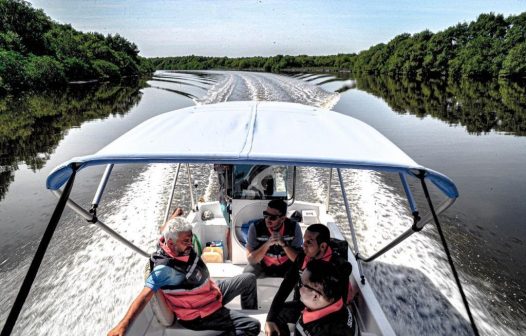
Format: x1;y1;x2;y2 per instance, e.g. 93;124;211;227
265;224;352;336
108;217;260;336
295;259;357;336
243;199;302;278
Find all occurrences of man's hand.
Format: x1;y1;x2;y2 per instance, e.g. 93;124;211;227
270;231;285;246
107;324;126;336
107;287;153;336
265;321;280;336
247;237;274;264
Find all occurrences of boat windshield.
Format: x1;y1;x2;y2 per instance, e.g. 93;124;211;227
232;165;290;200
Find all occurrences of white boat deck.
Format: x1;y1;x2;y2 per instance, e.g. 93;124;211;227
208;262;285;310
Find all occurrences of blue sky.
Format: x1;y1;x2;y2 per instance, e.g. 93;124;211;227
28;0;526;57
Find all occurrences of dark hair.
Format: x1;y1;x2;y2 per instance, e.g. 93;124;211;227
305;259;343;301
267;199;287;216
306;223;330;245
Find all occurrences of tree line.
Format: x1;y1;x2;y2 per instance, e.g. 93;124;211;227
1;0;525;95
149;54;352;73
0;0;154;94
352;12;526;80
151;12;526;80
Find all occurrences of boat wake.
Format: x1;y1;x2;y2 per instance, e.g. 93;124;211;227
193;70;341;109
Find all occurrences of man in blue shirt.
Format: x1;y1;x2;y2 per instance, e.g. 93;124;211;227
108;217;260;336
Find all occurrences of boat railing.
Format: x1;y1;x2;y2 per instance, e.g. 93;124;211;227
325;168;333;212
336;168;365;284
54;162;201;260
163;163;182;223
186;163;198;212
356;197;456;263
334;167;457;284
52;189;150;258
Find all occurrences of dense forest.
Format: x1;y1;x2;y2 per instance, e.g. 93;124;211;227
150;54;353;73
351;12;526;79
0;0;153;93
1;0;525;95
152;12;526;80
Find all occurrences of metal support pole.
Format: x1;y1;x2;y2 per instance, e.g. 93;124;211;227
325;168;333;213
163;164;181;223
399;173;417;214
419;175;479;336
357;198;455;262
186;163;196;211
336;168;365;284
52;190;149;258
287;166;297;207
91;164;114;208
1;165;78;336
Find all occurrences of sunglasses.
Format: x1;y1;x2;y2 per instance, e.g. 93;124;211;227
263;211;282;221
299;279;324;296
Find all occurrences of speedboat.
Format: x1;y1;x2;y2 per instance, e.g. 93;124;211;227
3;101;469;335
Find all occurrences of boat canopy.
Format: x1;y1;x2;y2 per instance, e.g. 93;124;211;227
46;101;458;198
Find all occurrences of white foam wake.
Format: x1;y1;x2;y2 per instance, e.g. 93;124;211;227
11;164;173;335
193;71;340;108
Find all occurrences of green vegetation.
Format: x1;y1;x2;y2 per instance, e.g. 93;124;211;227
149;54;353;73
151;12;526;80
0;0;154;94
352;12;526;80
1;0;524;93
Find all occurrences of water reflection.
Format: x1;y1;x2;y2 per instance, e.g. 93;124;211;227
0;80;145;201
353;74;526;136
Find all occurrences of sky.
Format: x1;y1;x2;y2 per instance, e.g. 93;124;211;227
28;0;526;58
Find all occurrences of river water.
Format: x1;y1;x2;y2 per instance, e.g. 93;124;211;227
0;71;525;335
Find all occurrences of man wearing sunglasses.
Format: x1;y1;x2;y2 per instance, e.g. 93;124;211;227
265;224;352;336
294;259;357;335
244;199;303;278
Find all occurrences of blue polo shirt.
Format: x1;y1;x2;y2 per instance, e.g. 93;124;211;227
145;265;186;292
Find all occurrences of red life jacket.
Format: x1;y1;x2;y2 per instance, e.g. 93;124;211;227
295;298;356;336
254;218;298;267
150;249;223;321
296;247;353;304
301;246;334;270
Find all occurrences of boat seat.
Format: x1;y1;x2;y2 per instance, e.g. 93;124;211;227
238;219;259;246
143;262;176;327
232;202;268;247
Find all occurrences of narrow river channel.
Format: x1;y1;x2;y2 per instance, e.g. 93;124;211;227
1;71;525;335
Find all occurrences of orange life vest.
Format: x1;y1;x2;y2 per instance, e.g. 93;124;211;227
150;249;223;321
254;218;297;267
